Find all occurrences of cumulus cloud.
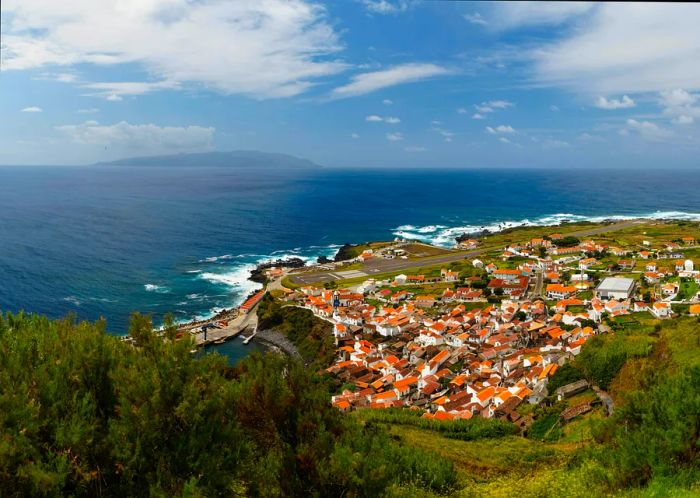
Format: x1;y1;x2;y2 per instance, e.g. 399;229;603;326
55;121;215;153
464;12;487;26
474;100;514;114
332;63;451;98
625;119;673;141
472;113;485;120
386;132;404;141
382;99;393;105
20;106;42;112
660;88;697;108
533;4;700;94
366;115;400;124
498;137;512;144
659;89;700;123
360;0;414;15
486;125;515;134
1;0;346;99
595;95;635;109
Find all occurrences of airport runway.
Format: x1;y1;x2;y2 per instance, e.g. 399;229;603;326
288;219;643;285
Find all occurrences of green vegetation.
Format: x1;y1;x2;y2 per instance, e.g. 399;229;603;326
353;408;518;441
390;316;700;496
0;311;459;497
547;363;585;393
257;294;335;370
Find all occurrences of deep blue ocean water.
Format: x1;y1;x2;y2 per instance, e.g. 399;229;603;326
1;166;699;361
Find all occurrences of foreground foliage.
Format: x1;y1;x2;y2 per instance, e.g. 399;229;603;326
0;311;456;497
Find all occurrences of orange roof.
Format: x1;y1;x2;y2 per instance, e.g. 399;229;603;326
393;376;419;390
476;386;496;403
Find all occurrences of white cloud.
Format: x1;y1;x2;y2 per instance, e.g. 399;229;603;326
498;137;512;144
106;94;122;102
366;115;400;124
660;89;697;108
332;63;451;98
1;0;346;99
464;12;487;26
431;126;454;142
55;121;215;153
533;4;700;94
625;119;673;141
77;108;99;114
672;115;694;125
550;105;560;112
20;106;42;112
361;0;414;15
491;2;594;30
386;132;404;141
351;132;360;139
83;80;181;98
36;72;77;83
382;99;393;105
404;145;426;152
472;113;485;120
457;107;468;114
659;89;700;122
474;100;514;114
486;124;515;134
595;95;635;110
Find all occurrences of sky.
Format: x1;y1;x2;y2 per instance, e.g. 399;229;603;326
1;0;700;168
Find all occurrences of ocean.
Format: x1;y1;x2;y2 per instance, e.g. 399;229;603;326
1;165;699;360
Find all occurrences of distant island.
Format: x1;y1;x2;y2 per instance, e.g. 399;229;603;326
94;150;321;169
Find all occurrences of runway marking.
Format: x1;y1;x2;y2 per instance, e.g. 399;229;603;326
335;270;368;278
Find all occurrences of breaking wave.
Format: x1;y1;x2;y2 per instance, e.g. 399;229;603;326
393;211;700;247
144;284;170;293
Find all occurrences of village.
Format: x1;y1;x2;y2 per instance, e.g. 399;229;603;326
269;223;700;427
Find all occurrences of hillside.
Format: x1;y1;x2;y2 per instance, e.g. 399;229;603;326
0;306;697;496
94;150;320;169
364;314;700;497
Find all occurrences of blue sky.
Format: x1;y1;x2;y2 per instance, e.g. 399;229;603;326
1;1;699;168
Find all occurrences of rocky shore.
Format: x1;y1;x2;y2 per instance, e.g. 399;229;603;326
252;329;301;360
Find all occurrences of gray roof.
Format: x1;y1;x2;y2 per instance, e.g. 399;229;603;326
596;277;635;293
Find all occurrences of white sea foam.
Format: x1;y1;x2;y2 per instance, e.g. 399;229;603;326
393;211;700;247
62;296;82;306
144;284;170;293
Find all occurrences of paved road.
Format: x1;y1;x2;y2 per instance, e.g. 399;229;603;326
289;219;644;285
193;304;259;345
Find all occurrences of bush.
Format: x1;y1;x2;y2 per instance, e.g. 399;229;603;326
0;311;459;497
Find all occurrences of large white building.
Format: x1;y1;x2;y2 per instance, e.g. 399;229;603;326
595;277;636;300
